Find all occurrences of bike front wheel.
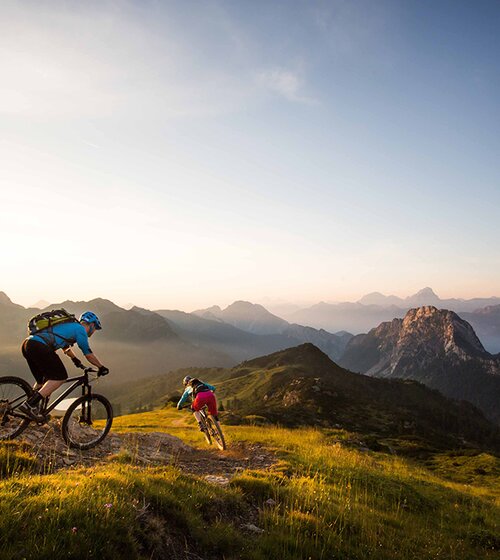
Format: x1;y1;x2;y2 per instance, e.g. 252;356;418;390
199;413;212;446
0;376;32;440
61;394;113;450
207;416;226;450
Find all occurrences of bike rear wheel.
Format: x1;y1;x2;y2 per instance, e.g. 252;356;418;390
61;394;113;450
0;377;32;440
207;416;226;450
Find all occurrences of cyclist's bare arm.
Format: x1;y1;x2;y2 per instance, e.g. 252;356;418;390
63;347;103;369
84;353;105;369
63;348;77;360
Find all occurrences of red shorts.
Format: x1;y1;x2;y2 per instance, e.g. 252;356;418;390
192;391;218;416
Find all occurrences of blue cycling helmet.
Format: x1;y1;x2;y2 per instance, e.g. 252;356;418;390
79;311;102;330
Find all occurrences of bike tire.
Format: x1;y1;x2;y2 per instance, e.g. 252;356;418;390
207;416;226;450
199;412;212;446
61;394;113;450
0;376;32;440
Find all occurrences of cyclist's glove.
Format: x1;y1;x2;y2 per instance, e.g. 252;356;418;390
72;357;84;369
98;366;109;377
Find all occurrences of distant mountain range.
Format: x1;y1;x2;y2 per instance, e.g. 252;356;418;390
356;287;500;310
460;305;500;355
281;288;500;353
0;292;233;383
193;301;289;334
2;289;499;424
185;300;351;359
340;306;500;424
0;292;350;384
156;307;348;364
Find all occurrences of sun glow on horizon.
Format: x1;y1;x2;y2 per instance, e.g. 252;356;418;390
1;1;499;310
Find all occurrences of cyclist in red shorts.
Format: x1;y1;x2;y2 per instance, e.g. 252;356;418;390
177;376;218;431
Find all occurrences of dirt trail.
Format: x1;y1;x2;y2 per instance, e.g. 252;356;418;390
13;420;276;484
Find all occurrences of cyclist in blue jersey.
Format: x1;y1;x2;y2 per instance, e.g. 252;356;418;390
19;311;109;420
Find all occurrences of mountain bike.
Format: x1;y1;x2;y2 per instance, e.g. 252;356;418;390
0;367;113;450
198;405;226;450
181;405;226;450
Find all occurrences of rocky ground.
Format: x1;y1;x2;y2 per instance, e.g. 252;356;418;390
14;420;276;486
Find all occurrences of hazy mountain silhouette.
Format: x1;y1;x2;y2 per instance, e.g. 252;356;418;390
357;287;499;311
157;305;350;362
37;299;234;382
0;293;349;385
188;300;351;359
156;308;297;361
287;288;500;352
193;300;289;334
30;299;51;309
0;295;234;382
0;294;39;380
461;305;500;354
340;306;500;424
289;301;406;335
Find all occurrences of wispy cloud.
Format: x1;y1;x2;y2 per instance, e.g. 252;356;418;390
0;1;320;120
82;140;102;149
256;67;317;105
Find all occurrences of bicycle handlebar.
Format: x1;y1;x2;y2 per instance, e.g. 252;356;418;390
75;364;94;372
77;365;107;377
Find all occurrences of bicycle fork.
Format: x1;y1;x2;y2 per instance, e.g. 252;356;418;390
79;383;93;425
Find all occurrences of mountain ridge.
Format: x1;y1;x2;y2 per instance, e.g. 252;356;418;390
287;288;500;351
340;306;500;423
182;301;352;360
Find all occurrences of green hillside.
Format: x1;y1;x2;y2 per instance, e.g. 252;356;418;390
108;344;500;455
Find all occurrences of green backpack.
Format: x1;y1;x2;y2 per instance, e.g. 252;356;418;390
28;309;78;336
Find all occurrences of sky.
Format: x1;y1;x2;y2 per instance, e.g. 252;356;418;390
1;0;499;311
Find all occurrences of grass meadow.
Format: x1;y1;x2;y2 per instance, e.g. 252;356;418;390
0;406;498;559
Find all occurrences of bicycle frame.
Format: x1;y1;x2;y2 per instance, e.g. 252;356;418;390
199;406;209;419
41;371;95;415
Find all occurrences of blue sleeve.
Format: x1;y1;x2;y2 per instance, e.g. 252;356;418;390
204;382;216;392
74;324;92;356
177;387;192;409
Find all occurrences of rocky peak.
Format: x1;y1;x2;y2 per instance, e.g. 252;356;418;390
399;306;486;358
340;306;500;424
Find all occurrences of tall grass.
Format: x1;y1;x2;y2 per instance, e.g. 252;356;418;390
228;427;499;559
1;407;498;559
0;463;249;560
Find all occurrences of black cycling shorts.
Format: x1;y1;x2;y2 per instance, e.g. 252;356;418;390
21;339;68;384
